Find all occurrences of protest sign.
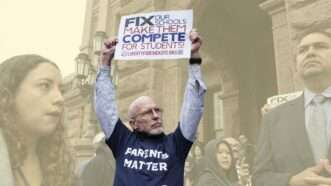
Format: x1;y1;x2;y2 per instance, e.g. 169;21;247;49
114;10;193;60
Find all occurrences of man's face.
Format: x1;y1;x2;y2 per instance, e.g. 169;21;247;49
131;97;164;135
296;32;331;80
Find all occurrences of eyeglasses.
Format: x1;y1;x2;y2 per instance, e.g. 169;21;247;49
132;107;163;119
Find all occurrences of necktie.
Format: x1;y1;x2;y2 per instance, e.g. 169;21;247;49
308;95;327;163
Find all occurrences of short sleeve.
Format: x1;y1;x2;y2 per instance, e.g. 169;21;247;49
172;125;193;160
106;119;131;158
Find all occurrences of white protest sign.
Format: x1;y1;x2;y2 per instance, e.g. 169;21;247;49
114;10;193;61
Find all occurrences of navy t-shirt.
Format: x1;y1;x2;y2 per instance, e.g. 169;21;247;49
106;119;193;186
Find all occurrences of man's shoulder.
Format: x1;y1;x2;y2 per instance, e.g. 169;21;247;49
165;125;189;140
84;155;105;169
265;95;303;117
261;95;304;132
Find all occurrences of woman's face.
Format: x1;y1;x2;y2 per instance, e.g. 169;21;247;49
216;143;232;171
184;159;193;173
14;63;64;137
194;146;202;159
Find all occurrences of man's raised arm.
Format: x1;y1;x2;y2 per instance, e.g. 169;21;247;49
179;30;207;142
94;39;119;139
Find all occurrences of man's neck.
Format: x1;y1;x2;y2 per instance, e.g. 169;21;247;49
304;74;331;93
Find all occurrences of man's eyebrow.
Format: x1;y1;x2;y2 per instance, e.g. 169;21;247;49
36;78;53;82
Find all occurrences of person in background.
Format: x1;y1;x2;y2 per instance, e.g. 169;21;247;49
184;154;195;186
253;29;331;186
80;132;115;186
224;137;240;161
197;139;250;186
237;135;255;171
190;141;205;185
0;54;74;186
192;141;204;161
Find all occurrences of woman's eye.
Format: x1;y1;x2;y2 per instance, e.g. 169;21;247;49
39;82;51;90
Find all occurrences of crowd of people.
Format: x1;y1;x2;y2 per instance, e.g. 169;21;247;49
77;132;255;186
183;136;254;186
76;29;331;186
1;27;331;186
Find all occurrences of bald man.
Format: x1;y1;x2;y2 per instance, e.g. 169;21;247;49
94;30;206;186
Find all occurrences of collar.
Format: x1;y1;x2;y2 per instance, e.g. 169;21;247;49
304;85;331;107
134;130;165;140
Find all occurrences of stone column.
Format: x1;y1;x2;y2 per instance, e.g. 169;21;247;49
80;0;94;54
260;0;296;94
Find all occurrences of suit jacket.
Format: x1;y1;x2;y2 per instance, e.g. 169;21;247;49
252;95;330;186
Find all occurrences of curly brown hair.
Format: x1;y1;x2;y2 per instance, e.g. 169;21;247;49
0;54;74;186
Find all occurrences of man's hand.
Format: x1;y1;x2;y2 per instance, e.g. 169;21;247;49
189;29;202;59
101;38;118;66
304;160;331;186
289;162;324;186
236;159;251;186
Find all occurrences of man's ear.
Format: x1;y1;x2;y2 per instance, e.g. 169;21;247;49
129;119;136;129
292;52;299;72
293;62;298;73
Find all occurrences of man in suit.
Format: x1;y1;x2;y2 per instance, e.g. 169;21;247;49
253;29;331;186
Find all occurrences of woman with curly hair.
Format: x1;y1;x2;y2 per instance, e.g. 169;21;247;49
0;54;74;186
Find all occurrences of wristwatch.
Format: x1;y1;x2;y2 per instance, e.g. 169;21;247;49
189;58;202;65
